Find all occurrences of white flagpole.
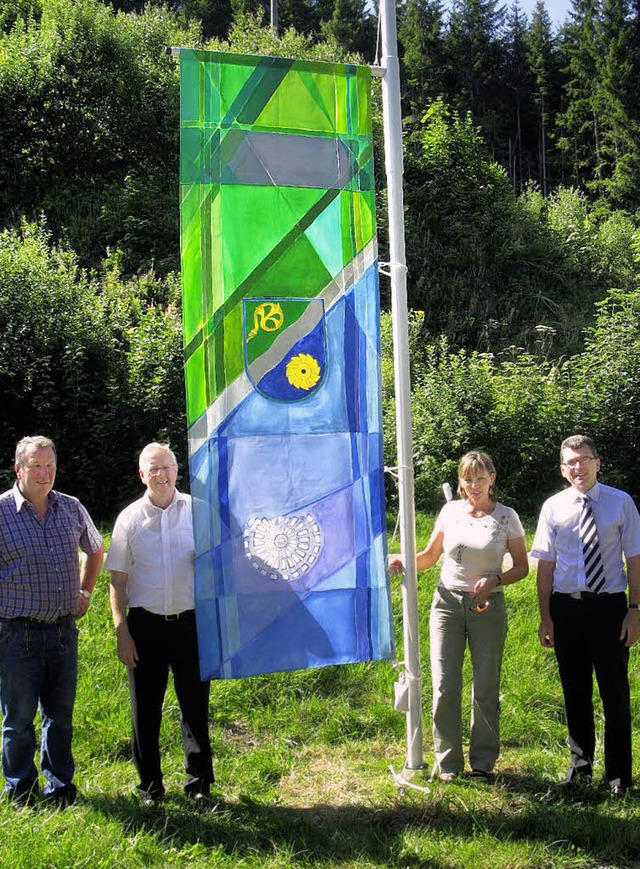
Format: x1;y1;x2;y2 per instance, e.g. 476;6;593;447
378;0;424;770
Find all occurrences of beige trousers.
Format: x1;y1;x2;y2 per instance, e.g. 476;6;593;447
429;585;507;775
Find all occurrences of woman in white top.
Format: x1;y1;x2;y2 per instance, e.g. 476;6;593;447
389;451;529;781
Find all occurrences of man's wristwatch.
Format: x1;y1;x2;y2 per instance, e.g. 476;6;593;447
628;603;639;610
79;589;92;600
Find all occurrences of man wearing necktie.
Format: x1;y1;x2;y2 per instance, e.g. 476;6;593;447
531;435;640;797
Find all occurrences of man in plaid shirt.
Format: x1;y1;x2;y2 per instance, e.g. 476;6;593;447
0;435;103;807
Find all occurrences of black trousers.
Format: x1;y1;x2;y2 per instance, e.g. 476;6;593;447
127;607;214;797
550;592;631;786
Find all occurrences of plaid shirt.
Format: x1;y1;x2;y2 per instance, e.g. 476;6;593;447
0;484;102;621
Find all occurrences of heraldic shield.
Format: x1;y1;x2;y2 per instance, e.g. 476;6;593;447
243;297;327;402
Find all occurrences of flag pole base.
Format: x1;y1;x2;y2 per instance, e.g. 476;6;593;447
388;764;430;796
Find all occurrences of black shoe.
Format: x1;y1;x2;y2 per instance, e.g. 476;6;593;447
143;794;163;806
559;766;592;788
186;790;214;803
6;787;39;808
609;779;629;798
136;785;165;806
44;784;77;808
468;769;494;782
133;783;164;806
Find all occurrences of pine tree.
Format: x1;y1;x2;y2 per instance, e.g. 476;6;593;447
320;0;376;56
398;0;445;118
443;0;507;152
502;1;533;190
274;0;320;34
594;0;640;206
527;1;555;193
556;0;601;187
180;0;234;38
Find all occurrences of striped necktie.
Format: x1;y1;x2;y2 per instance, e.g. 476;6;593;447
579;495;605;593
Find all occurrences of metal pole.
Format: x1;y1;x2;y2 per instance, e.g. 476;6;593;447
271;0;278;33
379;0;424;770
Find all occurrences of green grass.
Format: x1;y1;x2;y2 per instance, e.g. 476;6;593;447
1;515;640;868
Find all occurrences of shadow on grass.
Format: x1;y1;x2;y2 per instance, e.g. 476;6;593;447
84;771;640;868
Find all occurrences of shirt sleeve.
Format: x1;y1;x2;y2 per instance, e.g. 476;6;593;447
77;502;103;555
104;510;132;574
433;503;449;534
507;508;525;540
530;500;556;562
621;494;640;558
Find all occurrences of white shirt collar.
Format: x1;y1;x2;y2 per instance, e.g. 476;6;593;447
569;480;601;504
142;488;189;511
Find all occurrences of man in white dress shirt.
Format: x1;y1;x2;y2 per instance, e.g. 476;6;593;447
531;434;640;797
105;443;213;803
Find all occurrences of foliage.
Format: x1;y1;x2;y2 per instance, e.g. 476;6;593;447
0;220;121;505
382;272;640;516
0;221;186;520
382;327;569;516
3;214;640;525
403;102;639;354
2;4;640;528
569;247;640;500
0;0;199;271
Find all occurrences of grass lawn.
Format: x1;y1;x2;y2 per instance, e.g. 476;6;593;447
1;515;639;868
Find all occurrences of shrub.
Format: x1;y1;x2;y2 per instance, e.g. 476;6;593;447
381;316;570;516
0;0;199;271
569;245;640;500
0;221;187;520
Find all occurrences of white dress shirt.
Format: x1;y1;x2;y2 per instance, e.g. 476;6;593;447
531;482;640;593
105;490;195;615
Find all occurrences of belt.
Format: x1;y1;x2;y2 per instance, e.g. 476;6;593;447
134;607;195;622
11;614;74;626
553;591;616;600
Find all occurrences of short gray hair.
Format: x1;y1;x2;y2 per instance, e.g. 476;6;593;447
560;434;599;461
15;436;56;468
138;442;177;469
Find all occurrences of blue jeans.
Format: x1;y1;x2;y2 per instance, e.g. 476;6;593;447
0;616;78;798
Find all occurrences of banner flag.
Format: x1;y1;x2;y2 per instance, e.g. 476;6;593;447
179;49;394;678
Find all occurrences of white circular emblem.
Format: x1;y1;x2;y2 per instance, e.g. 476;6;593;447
243;514;322;581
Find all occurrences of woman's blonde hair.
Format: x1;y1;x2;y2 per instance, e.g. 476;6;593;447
457;451;497;500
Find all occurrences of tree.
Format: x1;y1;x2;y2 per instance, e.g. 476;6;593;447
592;0;640;207
527;1;556;193
398;0;445;118
0;0;199;272
556;0;602;186
320;0;376;57
0;220;189;519
571;270;640;501
502;1;533;191
443;0;507;151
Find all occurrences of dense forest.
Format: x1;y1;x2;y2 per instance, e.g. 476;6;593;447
1;0;640;519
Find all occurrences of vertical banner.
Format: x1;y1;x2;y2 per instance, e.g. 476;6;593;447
180;49;393;678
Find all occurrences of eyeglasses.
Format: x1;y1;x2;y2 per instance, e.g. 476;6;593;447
470;601;490;614
561;456;596;469
146;465;175;476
